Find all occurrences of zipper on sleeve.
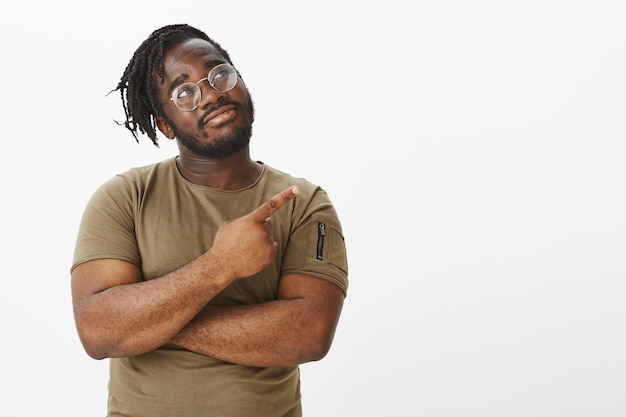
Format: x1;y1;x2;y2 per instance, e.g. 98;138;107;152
316;222;326;260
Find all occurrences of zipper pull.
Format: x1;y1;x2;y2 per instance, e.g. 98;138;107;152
316;222;326;260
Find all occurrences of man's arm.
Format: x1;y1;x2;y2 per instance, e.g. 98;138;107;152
71;186;300;360
169;273;345;367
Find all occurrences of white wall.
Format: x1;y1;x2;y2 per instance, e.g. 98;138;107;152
1;1;624;415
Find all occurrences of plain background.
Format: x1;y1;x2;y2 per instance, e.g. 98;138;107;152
1;1;625;415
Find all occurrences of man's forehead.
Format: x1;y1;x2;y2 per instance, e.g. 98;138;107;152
166;38;223;62
153;40;215;90
177;38;220;52
160;38;223;76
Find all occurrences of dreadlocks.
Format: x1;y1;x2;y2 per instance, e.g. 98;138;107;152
111;24;234;147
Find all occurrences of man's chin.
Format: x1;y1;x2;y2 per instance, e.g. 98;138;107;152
178;132;251;159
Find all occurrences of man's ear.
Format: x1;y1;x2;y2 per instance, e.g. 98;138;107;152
156;117;176;140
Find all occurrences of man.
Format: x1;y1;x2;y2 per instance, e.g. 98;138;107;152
71;23;348;417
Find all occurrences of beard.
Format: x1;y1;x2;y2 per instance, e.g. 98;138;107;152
170;96;255;159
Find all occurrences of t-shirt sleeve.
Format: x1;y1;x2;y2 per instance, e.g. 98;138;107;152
280;188;349;296
71;175;141;273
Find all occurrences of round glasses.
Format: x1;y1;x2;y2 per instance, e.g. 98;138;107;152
169;63;238;112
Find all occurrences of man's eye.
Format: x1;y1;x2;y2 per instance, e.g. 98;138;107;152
175;84;195;100
212;69;227;81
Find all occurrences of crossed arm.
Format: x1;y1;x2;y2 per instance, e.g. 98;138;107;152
170;272;344;367
71;186;345;367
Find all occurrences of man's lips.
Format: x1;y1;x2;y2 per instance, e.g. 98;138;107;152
201;104;237;128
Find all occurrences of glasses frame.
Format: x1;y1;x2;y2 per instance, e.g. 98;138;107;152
169;63;238;112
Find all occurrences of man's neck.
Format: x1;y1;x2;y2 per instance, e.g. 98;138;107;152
175;149;262;190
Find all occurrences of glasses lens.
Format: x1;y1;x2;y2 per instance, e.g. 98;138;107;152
172;83;201;111
209;64;237;92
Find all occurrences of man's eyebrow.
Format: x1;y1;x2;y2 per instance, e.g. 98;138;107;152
167;74;190;96
204;59;227;71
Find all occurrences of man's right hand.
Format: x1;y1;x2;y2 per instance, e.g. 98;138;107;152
210;186;300;279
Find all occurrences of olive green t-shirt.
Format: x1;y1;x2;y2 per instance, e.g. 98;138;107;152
72;157;348;417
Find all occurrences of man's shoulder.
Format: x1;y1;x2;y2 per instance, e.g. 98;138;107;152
118;157;175;179
262;163;320;192
93;157;176;198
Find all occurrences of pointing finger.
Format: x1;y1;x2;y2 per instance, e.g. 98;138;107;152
251;186;300;222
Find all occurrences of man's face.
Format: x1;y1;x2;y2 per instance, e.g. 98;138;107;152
155;38;255;158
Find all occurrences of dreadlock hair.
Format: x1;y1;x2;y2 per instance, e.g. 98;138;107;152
111;24;234;147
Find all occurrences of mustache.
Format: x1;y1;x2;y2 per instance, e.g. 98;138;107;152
197;101;242;129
